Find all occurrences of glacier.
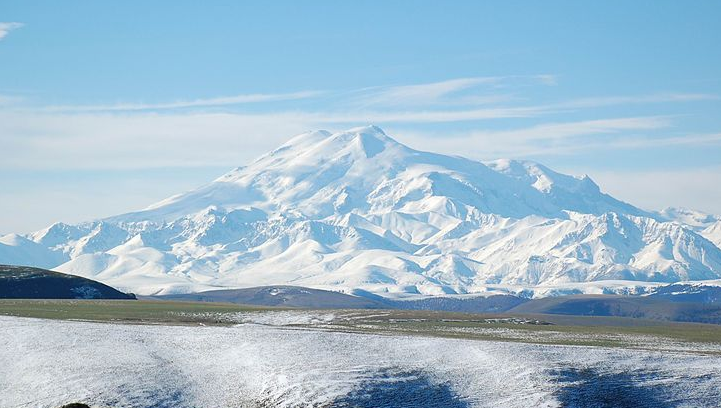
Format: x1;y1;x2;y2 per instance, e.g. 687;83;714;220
2;125;721;297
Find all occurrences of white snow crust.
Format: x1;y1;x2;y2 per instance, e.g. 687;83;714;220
1;315;720;408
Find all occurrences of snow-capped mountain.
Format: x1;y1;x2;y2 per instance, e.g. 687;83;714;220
3;126;721;296
656;207;721;248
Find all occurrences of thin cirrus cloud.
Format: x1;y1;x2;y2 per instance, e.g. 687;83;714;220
1;75;718;171
0;110;320;170
551;93;719;109
353;75;557;108
480;131;721;158
319;105;549;123
0;22;23;40
467;116;672;142
394;116;677;158
0;110;695;171
40;90;325;112
32;75;556;113
0;106;553;171
17;76;715;121
355;77;502;107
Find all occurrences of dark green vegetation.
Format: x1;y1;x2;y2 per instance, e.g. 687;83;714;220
509;294;721;324
0;265;135;300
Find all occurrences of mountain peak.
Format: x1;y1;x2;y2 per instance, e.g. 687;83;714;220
345;125;391;139
11;126;720;297
325;125;400;158
258;125;401;164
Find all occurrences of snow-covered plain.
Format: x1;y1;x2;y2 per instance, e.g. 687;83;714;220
1;315;720;408
2;126;721;297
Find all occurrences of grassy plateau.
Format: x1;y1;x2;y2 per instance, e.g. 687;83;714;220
2;299;720;354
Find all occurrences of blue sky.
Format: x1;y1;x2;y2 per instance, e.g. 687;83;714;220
1;1;720;232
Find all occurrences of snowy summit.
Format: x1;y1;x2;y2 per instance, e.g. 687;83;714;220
3;126;721;296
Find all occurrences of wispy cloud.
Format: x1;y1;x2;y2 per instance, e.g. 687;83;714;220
394;116;676;158
354;75;556;108
553;93;718;109
468;116;672;142
320;105;549;123
0;111;311;169
1;75;719;172
7;75;714;119
586;132;721;150
488;131;721;157
3;75;559;114
358;77;501;107
0;110;687;172
41;90;324;112
0;22;23;40
0;106;553;170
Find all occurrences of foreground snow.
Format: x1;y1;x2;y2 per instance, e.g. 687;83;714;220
1;315;719;408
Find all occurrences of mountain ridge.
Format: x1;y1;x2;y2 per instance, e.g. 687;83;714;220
2;125;720;297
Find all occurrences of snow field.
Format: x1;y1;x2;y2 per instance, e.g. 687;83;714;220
1;315;720;407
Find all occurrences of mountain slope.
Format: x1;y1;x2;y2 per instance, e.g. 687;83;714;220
657;207;721;248
2;126;720;296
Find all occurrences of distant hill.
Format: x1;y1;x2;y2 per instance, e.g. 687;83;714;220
153;284;721;324
155;285;528;312
388;294;529;313
509;295;721;324
648;283;721;304
0;265;135;299
156;286;386;309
